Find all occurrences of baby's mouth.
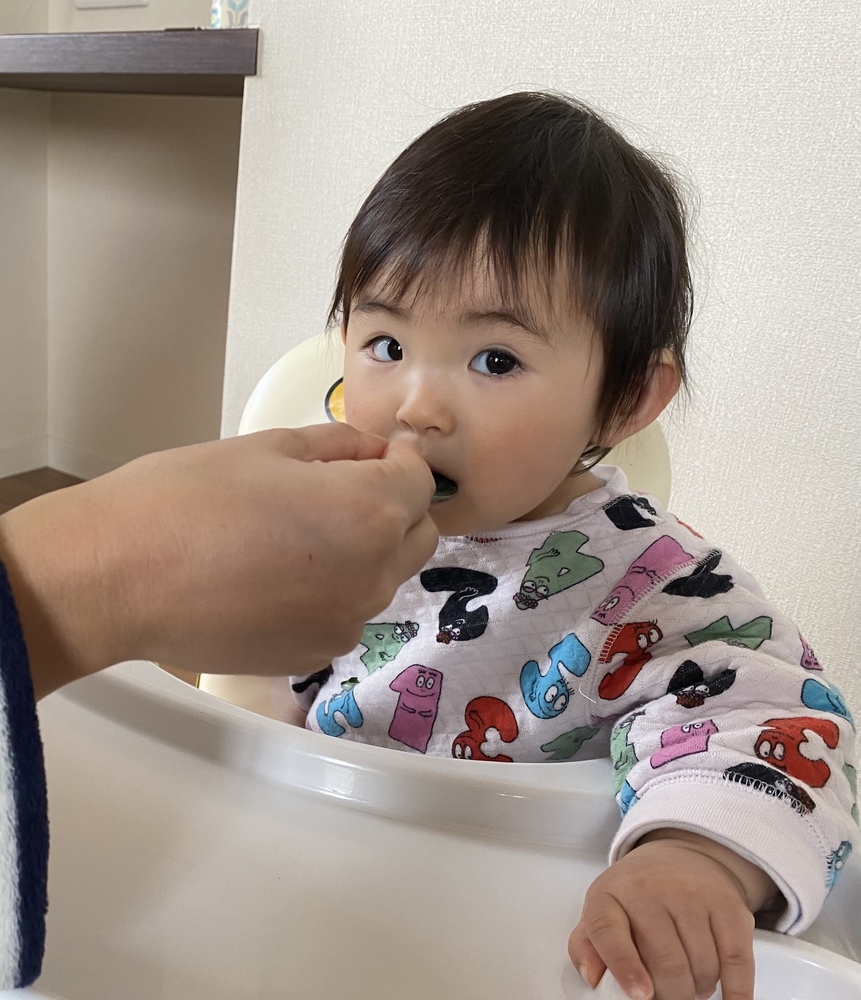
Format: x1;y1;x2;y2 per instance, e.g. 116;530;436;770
432;471;458;503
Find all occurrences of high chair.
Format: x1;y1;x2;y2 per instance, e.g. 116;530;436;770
199;332;671;716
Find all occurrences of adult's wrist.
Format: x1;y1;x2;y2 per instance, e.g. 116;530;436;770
0;485;136;699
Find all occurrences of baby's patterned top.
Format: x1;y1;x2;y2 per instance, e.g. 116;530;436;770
290;466;858;933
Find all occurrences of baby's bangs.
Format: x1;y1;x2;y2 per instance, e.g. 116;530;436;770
330;204;582;329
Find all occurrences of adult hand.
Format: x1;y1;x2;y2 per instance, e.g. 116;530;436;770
569;830;777;1000
0;425;438;699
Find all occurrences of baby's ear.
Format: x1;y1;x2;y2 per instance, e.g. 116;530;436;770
340;321;348;345
602;349;681;448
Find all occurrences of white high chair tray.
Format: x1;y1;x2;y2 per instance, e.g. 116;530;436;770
19;662;861;1000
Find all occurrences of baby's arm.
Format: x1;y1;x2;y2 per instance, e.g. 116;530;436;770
569;828;777;1000
568;530;857;999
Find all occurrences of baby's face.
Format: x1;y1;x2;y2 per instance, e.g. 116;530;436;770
341;271;605;536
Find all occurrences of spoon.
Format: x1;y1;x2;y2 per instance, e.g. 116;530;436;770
432;472;458;501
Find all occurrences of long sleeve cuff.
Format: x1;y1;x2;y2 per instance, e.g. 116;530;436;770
0;559;48;989
609;772;838;934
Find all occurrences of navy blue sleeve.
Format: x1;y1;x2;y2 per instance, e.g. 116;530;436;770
0;558;48;989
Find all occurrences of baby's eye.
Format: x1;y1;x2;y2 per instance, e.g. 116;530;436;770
470;349;519;376
368;336;403;362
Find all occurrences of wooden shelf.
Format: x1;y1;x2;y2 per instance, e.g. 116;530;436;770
0;28;258;97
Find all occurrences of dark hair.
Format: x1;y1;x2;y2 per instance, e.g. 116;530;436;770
329;91;692;463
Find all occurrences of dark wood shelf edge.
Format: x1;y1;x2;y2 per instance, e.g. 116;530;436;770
0;28;257;97
0;72;246;97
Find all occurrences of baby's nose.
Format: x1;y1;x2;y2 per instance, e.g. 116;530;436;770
396;382;455;435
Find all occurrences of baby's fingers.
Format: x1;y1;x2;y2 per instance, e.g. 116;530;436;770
566;925;606;990
713;910;756;1000
570;895;653;1000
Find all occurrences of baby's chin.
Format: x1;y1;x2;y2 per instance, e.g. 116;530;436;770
429;498;513;538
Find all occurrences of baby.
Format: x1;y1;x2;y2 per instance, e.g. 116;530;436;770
288;92;857;1000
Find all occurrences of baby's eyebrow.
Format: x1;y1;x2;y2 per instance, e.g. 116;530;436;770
352;299;408;320
352;299;552;343
461;309;551;342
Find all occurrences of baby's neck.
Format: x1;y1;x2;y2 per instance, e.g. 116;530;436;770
513;468;605;523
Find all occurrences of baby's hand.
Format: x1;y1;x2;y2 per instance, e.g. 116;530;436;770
568;830;776;1000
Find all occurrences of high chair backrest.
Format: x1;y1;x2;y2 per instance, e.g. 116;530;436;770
199;333;672;717
237;332;672;505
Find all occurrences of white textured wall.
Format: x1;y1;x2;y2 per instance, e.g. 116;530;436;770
223;0;860;716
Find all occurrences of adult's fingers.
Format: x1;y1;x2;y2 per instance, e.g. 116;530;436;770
397;514;440;581
578;894;654;1000
378;439;436;522
712;910;756;1000
262;423;389;463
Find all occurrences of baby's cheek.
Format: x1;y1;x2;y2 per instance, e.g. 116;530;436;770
342;388;381;435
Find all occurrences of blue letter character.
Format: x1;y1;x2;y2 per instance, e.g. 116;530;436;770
520;632;590;719
316;688;364;737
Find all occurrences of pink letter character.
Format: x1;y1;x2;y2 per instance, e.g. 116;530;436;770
651;719;718;768
592;536;693;626
388;664;443;753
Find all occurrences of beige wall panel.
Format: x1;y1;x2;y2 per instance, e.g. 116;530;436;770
48;0;211;33
48;92;241;474
0;88;48;475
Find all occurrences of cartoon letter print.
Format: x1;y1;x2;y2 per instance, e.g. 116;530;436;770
292;664;333;697
844;764;859;823
598;622;663;700
724;762;816;814
618;780;638;817
421;567;497;643
685;615;772;650
610;715;641;793
662;550;734;599
591;536;693;626
388;664;443;753
316;688;363;737
802;678;855;729
800;635;822;671
755;716;839;788
540;726;601;762
826;842;853;891
452;696;518;762
667;660;736;709
651;720;718;768
513;530;603;610
359;620;419;673
520;632;590;719
603;495;657;531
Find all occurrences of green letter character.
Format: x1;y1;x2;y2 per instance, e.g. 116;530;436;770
513;531;603;610
359;620;419;673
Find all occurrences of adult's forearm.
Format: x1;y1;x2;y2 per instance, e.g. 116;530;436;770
0;428;437;701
